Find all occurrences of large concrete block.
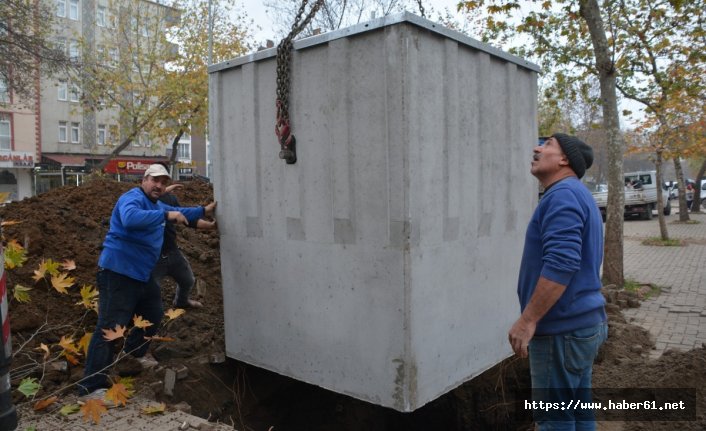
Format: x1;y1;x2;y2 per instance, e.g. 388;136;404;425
209;12;539;412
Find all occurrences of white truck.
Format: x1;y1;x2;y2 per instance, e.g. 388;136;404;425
592;170;672;220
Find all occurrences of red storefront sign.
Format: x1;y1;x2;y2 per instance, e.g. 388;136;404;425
103;158;166;174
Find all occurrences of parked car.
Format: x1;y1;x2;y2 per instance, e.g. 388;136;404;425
592;171;671;220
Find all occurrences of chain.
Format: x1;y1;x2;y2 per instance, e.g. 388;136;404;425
275;0;325;164
416;0;426;18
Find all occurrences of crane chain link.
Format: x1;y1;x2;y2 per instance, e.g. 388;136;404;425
275;0;325;164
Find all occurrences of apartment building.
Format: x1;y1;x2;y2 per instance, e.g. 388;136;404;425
36;0;206;194
0;80;39;202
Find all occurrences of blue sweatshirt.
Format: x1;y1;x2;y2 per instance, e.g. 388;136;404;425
98;187;204;282
517;177;606;335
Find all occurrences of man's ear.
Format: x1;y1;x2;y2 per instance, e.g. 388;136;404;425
558;155;570;167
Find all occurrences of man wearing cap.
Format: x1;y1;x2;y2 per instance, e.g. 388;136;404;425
509;134;607;429
79;164;216;398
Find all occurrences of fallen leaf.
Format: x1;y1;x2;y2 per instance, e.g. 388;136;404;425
4;240;27;269
79;332;92;356
51;273;75;294
61;259;77;271
102;325;127;341
132;314;154;329
80;399;107;424
117;376;135;390
142;403;166;415
60;404;81;416
75;284;98;311
144;335;176;342
106;383;132;407
33;396;58;411
38;343;50;361
1;220;21;226
59;335;80;355
64;353;80;365
164;308;186;320
17;377;41;398
13;284;32;303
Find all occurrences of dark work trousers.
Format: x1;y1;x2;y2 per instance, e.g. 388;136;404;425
152;248;195;307
78;268;162;395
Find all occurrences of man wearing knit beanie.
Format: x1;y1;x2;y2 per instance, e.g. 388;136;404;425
509;134;607;429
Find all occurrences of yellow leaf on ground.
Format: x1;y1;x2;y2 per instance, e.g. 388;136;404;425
59;335;80;355
81;399;107;424
164;308;185;320
132;314;154;329
13;284;32;303
76;284;98;310
60;404;80;416
4;240;27;269
61;259;76;271
51;273;75;294
102;325;127;341
33;396;58;411
38;343;50;361
79;332;92;356
142;402;166;415
144;335;175;342
106;383;132;407
117;376;135;390
0;220;21;226
32;269;45;282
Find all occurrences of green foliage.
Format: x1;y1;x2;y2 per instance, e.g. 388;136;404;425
640;237;683;246
60;404;81;416
17;377;41;398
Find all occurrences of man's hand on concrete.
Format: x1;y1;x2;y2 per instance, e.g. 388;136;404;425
204;201;217;217
508;315;536;358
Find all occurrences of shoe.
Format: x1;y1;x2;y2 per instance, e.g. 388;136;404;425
135;353;159;369
174;299;203;309
79;387;108;402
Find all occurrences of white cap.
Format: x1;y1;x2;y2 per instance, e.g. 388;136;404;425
143;164;171;178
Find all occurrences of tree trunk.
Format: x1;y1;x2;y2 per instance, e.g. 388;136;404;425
674;158;690;221
654;150;668;239
691;159;706;214
580;0;624;287
168;128;185;175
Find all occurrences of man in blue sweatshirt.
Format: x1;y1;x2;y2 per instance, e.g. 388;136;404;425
509;134;607;430
79;164;216;398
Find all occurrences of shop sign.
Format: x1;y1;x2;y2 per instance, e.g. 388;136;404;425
179;168;193;174
0;151;35;168
104;159;163;174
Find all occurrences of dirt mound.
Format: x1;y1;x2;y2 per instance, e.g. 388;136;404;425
2;178;704;430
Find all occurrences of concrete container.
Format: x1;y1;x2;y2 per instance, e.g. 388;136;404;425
209;12;539;412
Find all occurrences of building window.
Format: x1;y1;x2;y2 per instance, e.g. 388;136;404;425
178;142;191;160
71;122;80;143
57;81;67;101
57;0;66;17
0;78;9;104
0;114;11;150
96;44;104;64
55;38;66;54
69;40;79;61
68;0;79;20
96;6;106;27
97;124;106;145
69;84;80;102
59;121;68;142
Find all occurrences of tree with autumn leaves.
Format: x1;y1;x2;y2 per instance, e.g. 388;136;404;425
458;0;705;285
80;0;251;172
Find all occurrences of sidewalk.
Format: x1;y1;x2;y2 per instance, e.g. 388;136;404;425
621;211;706;359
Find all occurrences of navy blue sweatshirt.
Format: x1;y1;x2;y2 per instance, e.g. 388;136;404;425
517;177;606;335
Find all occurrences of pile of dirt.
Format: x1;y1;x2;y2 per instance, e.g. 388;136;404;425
2;178;704;430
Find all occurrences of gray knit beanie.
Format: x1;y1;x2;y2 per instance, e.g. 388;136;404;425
552;133;593;179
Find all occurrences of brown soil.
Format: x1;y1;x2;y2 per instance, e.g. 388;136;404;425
2;178;704;430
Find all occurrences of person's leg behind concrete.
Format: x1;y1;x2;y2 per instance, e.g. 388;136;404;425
528;322;608;431
167;249;200;308
79;269;142;395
